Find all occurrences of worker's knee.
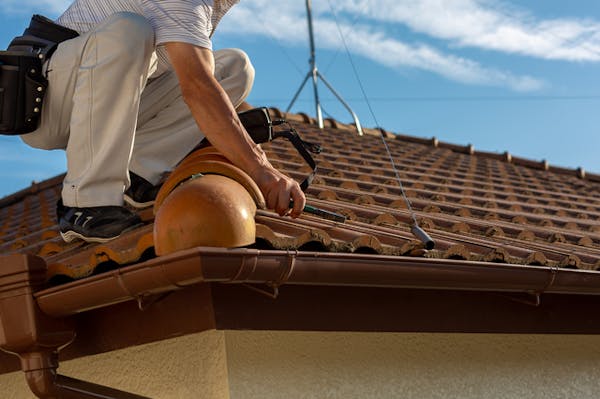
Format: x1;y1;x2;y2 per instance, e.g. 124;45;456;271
215;48;255;86
100;12;155;56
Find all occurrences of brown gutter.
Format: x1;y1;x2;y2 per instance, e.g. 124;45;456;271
0;255;151;399
35;247;600;318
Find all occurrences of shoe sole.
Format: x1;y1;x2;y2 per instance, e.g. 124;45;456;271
60;223;144;244
124;194;155;209
60;230;120;244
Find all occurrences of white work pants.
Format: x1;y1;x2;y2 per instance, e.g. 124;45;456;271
21;12;255;208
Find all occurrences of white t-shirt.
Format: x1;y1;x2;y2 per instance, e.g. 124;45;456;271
57;0;238;76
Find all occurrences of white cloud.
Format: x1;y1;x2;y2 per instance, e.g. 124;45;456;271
220;0;546;91
1;0;69;15
7;0;599;91
330;0;600;62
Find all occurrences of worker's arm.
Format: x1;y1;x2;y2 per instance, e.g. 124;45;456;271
164;42;305;217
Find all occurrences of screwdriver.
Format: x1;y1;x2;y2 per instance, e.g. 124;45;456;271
290;201;347;223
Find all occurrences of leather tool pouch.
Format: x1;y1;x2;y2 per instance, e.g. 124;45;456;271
0;15;78;135
0;52;47;134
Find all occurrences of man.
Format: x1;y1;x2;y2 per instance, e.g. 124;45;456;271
20;0;306;243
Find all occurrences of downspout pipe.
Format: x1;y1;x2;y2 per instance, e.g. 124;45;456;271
35;248;600;318
0;255;151;399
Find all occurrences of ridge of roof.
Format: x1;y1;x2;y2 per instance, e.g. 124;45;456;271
0;173;65;209
270;107;600;183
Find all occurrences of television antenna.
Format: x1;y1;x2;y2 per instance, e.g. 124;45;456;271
286;0;363;136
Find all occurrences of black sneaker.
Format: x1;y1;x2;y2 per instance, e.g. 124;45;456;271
57;200;142;243
124;171;162;209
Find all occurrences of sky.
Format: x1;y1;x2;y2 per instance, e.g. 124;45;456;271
0;0;599;198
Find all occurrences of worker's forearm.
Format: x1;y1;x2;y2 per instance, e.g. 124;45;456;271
182;75;270;177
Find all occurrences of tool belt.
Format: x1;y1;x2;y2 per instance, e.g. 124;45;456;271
0;15;78;135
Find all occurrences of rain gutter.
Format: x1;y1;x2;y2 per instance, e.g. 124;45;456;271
35;247;600;318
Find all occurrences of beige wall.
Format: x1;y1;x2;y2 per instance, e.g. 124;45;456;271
2;331;600;398
225;332;600;399
0;330;229;399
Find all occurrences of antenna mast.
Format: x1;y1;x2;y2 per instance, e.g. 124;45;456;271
286;0;363;135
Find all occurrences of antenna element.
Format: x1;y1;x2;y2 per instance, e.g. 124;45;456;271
286;0;363;136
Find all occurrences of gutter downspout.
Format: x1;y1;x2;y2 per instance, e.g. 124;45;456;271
35;247;600;318
0;255;150;399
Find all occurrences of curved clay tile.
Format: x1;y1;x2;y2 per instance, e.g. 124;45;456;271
554;209;568;217
459;198;473;206
517;230;537;241
373;213;399;226
373;186;388;195
444;244;471;260
312;176;326;185
512;215;528;224
417;217;435;230
483;247;512;263
10;240;27;251
485;226;505;238
564;222;579;230
351;235;383;254
328;170;344;178
154;175;258;255
548;233;567;243
319;160;335;169
509;204;523;212
560;254;582;269
296;229;333;251
455;208;471;218
451;222;471;234
358;175;374;183
525;251;549;266
483;213;500;221
423;205;442;214
484;201;498;209
578;236;595;247
338;209;358;221
539;219;554;228
389;199;408;209
404;189;418;199
37;242;64;257
533;207;546;215
354;195;377;205
340;181;360;191
318;190;339;201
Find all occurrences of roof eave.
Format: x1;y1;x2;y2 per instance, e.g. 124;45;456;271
34;248;600;318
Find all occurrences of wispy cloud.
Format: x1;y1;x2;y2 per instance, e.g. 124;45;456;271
1;0;69;15
330;0;600;62
220;0;549;91
5;0;599;91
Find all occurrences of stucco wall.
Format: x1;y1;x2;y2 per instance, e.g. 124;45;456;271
2;331;600;398
0;330;228;399
225;332;600;399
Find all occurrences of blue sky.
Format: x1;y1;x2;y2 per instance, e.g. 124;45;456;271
1;0;599;198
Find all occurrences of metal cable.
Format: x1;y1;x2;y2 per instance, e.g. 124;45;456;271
325;0;419;226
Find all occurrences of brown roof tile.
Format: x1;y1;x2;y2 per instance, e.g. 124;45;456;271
1;108;600;282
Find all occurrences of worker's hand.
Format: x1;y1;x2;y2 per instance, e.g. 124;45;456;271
250;166;306;218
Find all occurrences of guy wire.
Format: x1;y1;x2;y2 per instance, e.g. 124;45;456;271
325;0;419;227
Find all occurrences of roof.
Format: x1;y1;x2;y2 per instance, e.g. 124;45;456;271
1;107;599;284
